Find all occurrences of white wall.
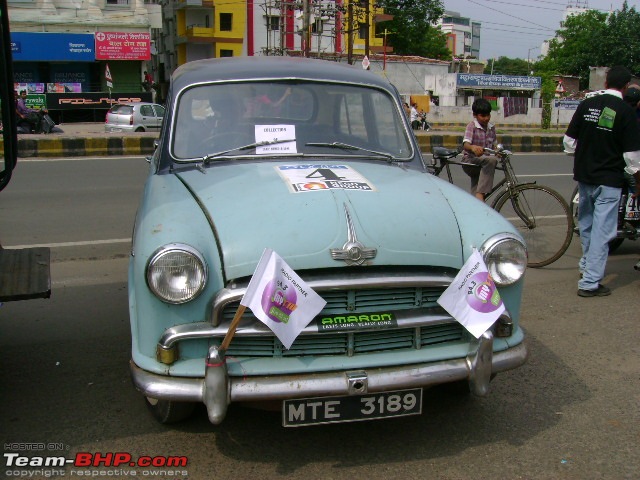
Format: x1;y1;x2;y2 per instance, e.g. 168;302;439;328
427;98;543;125
370;61;450;96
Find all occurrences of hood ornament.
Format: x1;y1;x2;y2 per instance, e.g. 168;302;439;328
331;204;377;266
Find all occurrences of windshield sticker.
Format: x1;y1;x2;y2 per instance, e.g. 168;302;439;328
317;313;397;332
256;125;297;154
276;164;376;193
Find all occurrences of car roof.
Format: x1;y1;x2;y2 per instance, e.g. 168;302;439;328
171;56;394;91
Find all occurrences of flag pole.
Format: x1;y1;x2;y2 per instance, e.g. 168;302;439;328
219;304;246;354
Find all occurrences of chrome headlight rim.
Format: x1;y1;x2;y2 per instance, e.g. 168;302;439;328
146;243;208;304
480;234;527;287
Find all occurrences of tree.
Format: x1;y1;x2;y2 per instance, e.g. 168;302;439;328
377;0;450;59
483;57;531;76
541;1;640;88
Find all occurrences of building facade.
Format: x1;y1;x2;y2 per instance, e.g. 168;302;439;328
437;10;480;59
151;0;386;85
8;0;161;120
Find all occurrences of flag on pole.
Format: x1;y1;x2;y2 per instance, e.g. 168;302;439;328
240;248;327;349
437;249;505;338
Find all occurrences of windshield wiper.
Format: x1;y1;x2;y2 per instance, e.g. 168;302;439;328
305;141;397;161
201;138;297;164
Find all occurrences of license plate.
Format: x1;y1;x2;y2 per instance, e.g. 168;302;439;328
282;388;422;427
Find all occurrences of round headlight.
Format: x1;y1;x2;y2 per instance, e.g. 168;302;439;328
481;235;527;286
146;244;207;304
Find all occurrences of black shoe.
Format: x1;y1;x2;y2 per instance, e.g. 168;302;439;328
577;284;611;297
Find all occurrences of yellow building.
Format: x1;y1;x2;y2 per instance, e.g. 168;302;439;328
158;0;387;73
174;0;245;65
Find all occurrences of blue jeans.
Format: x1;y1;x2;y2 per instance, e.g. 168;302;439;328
577;183;621;290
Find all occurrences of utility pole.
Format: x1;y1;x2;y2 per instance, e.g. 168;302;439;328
302;0;311;57
364;0;370;64
347;2;353;64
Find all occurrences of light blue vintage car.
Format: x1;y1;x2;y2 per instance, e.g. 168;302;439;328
129;56;528;427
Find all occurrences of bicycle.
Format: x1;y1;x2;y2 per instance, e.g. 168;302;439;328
430;145;573;268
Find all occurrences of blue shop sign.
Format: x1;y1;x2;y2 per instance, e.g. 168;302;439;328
457;74;542;90
554;99;581;110
11;33;95;61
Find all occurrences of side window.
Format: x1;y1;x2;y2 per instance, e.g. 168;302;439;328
140;105;153;116
154;105;166;118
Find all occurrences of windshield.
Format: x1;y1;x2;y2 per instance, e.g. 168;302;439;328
171;80;413;162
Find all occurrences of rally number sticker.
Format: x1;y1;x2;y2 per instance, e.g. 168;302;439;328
276;164;376;192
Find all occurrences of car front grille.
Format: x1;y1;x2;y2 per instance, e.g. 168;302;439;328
215;322;464;358
214;279;464;358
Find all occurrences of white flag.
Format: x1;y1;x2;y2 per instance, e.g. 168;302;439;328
437;249;505;339
240;248;327;349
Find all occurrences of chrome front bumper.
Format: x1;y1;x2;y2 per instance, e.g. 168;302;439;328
131;331;528;425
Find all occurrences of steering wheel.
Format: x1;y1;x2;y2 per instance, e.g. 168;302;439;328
197;131;254;154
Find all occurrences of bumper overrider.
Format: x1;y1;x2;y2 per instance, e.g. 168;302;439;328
131;330;527;424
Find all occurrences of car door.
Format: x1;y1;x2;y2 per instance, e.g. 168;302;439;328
139;104;156;131
152;104;165;131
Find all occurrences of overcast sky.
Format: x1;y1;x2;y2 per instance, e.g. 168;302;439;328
442;0;631;61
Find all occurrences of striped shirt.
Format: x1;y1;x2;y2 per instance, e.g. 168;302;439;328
462;118;496;159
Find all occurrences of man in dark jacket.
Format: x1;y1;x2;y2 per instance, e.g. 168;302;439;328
564;66;640;297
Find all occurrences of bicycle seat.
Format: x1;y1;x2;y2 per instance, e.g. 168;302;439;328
432;147;461;160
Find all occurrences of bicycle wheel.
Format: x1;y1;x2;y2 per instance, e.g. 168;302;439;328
570;185;579;233
494;184;573;268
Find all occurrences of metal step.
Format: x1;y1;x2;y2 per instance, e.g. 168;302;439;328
0;247;51;302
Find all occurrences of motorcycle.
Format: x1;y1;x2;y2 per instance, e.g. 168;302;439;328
17;110;63;134
571;184;640;253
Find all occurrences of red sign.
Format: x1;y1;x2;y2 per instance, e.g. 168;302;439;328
95;32;150;60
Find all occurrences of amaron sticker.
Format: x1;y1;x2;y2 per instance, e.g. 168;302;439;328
276;164;376;192
317;312;397;332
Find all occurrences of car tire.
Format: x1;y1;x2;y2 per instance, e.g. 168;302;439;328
145;396;196;424
135;127;145;132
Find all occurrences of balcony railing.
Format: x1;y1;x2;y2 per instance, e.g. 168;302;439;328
186;24;215;37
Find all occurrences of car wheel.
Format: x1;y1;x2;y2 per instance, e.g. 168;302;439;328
135;127;145;132
145;396;196;424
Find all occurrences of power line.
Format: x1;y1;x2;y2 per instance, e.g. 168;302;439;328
467;0;558;29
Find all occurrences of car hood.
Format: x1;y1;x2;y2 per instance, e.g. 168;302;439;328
175;161;463;280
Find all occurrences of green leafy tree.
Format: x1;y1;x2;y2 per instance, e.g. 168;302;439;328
483;57;532;76
541;1;640;88
377;0;450;59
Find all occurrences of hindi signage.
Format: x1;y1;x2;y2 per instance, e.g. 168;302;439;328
95;32;151;60
11;33;94;61
457;74;542;90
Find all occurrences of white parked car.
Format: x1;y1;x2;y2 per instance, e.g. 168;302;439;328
104;102;165;133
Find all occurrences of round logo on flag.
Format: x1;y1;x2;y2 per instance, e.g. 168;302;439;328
261;280;298;324
465;272;502;313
